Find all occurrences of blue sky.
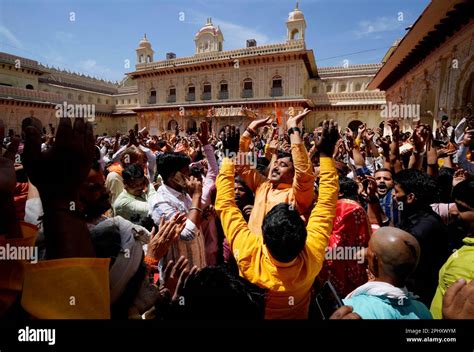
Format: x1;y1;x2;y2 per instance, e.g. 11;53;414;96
0;0;430;82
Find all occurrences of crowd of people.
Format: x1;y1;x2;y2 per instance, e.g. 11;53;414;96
0;105;474;320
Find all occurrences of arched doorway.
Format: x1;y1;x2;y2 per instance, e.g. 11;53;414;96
186;119;197;133
167;119;178;131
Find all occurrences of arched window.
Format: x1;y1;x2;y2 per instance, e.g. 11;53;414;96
291;29;300;40
242;78;253;98
148;89;156;104
78;94;83;101
355;83;362;91
147;55;151;63
312;86;318;94
219;80;228;99
186;84;195;101
202;82;212;100
139;54;144;63
187;119;197;133
25;84;34;90
326;85;332;93
97;97;102;104
167;86;176;103
67;93;73;100
340;84;347;92
271;76;283;97
167;119;178;131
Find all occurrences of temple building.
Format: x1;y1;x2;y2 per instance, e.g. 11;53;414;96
369;0;474;130
1;4;387;135
129;4;386;134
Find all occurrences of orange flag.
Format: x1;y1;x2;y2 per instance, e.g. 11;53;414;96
274;103;282;126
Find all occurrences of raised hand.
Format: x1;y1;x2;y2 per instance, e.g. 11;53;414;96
146;213;186;261
161;255;189;297
197;121;210;146
387;119;400;140
287;108;311;129
248;115;273;132
315;119;340;157
186;175;203;196
413;123;430;152
23;117;95;203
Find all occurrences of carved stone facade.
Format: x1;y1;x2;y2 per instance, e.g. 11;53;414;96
1;4;390;136
369;0;474;131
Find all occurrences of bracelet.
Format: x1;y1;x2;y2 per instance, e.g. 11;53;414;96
144;255;159;267
288;127;301;136
245;127;257;136
189;207;202;212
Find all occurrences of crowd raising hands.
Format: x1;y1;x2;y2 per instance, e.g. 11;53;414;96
0;105;474;320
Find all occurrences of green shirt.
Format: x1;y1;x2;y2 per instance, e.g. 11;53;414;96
430;236;474;319
113;184;156;224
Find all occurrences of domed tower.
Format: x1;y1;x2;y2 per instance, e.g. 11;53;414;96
136;34;154;64
194;18;224;54
286;3;306;41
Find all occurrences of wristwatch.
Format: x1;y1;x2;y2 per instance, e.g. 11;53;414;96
288;127;301;135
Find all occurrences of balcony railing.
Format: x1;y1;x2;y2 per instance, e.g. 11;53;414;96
270;87;283;97
218;91;229;100
185;93;196;101
147;96;156;104
167;95;176;103
201;92;212;100
241;89;253;98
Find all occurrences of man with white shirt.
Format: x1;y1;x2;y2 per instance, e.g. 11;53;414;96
149;152;206;269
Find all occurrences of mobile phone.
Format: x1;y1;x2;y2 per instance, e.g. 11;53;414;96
356;166;371;177
314;280;344;320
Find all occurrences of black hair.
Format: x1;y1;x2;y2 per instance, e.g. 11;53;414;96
122;163;145;185
156;152;191;182
234;176;255;208
277;150;293;163
452;178;474;209
338;176;359;201
157;140;167;149
169;265;265;320
374;167;392;176
393;169;439;207
256;157;270;175
438;167;456;203
262;203;307;263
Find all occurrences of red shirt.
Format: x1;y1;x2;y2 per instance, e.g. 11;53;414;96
317;199;372;297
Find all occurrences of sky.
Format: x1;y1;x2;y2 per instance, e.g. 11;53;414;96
0;0;430;82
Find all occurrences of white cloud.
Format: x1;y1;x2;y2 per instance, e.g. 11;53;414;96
213;17;274;48
187;11;281;50
354;16;403;38
0;25;23;49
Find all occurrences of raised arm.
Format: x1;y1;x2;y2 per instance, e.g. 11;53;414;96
286;108;315;214
236;116;273;192
198;121;219;207
306;120;339;268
